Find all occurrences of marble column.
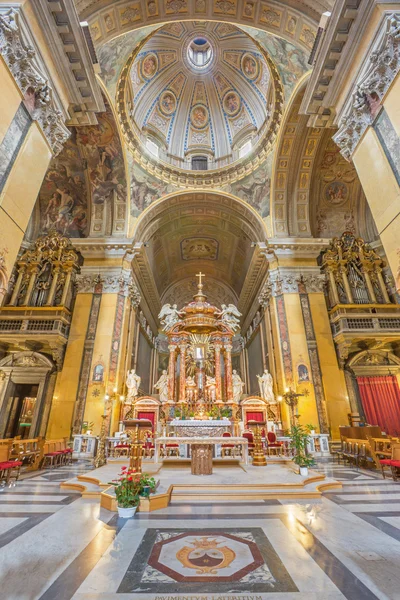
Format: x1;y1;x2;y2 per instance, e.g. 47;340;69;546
214;343;222;400
168;344;176;402
224;343;233;402
179;343;187;402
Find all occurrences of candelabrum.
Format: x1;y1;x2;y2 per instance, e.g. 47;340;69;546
93;386;125;469
280;387;309;428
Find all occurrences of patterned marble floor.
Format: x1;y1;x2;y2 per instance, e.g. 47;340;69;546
0;459;400;599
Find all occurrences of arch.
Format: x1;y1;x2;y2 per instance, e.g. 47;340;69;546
79;2;321;57
270;72;314;237
132;189;267;242
348;350;400;375
0;351;55;370
130;189;269;318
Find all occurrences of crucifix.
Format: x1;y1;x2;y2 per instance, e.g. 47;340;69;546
196;271;205;287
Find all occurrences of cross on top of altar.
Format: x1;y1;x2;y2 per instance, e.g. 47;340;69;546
196;271;205;286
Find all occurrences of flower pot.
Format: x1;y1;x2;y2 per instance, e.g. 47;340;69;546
299;466;308;477
310;430;315;436
190;417;195;420
117;505;137;518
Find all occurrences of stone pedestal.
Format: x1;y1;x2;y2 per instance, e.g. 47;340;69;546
191;443;213;475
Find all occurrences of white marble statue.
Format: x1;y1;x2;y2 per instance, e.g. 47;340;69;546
158;303;184;331
217;303;241;332
232;370;245;404
126;369;141;401
257;369;275;403
205;375;217;402
154;369;169;404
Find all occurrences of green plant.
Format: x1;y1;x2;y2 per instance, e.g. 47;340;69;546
290;424;314;469
139;473;157;497
305;423;317;433
220;406;232;418
110;467;140;508
81;421;94;433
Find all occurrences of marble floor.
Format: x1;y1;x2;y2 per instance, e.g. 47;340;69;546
0;460;400;599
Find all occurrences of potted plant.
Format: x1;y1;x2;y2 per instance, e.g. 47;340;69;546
290;424;314;476
110;466;140;518
139;473;157;497
306;423;317;436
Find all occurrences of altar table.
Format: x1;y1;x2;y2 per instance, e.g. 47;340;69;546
154;436;248;467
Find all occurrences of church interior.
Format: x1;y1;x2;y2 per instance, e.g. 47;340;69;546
0;1;400;598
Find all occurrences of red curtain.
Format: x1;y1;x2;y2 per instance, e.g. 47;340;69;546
246;411;264;423
357;376;400;436
137;411;155;430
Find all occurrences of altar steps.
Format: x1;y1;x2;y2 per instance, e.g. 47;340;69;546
169;476;338;501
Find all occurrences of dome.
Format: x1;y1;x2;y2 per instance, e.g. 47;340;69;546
124;22;276;175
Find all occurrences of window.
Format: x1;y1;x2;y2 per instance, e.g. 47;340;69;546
187;37;213;69
239;140;252;158
146;138;159;157
191;155;208;170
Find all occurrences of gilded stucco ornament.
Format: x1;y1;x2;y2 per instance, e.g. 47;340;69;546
0;9;70;155
334;13;400;160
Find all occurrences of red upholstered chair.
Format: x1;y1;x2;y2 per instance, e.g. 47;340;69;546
266;431;283;456
221;431;235;458
114;443;130;458
242;430;255;456
165;434;180;457
0;442;22;486
143;430;155;458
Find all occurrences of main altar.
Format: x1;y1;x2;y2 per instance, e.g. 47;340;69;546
122;273;281;474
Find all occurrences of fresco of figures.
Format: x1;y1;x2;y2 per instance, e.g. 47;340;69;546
37;129;89;238
76;100;127;209
129;158;176;217
36;98;127;238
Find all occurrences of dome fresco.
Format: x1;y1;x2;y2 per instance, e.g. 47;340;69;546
127;22;274;171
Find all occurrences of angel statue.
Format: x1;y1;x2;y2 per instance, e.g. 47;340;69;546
126;369;141;401
232;370;245;404
154;369;169;404
257;369;275;404
216;304;242;332
158;303;184;331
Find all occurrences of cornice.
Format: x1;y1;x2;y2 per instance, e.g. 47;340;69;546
71;237;132;258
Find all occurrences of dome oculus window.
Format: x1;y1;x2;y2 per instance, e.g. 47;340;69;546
188;37;213;69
